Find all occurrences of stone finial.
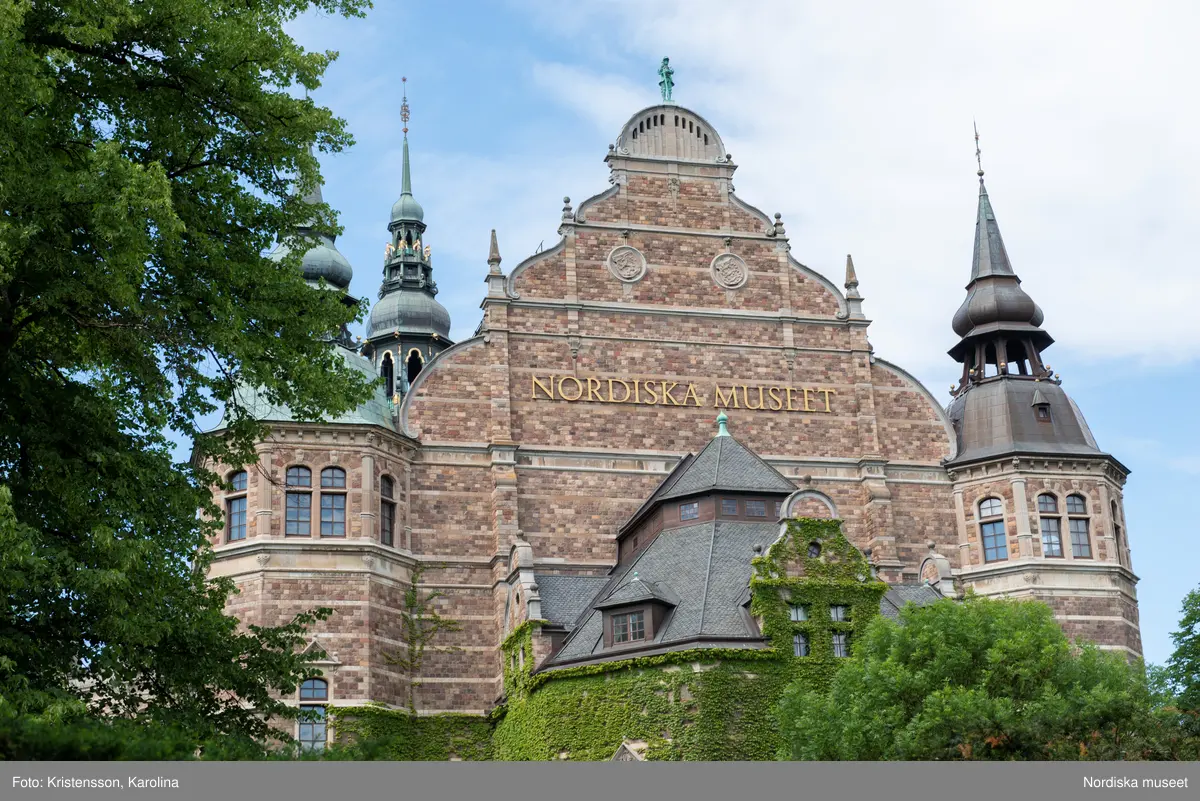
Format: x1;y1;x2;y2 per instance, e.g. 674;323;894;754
561;196;573;221
716;410;730;437
487;229;502;273
773;212;786;237
844;254;861;299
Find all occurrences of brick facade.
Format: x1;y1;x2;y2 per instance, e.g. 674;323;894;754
204;101;1142;726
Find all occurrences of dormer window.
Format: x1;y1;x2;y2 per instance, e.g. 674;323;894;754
745;500;766;517
1036;403;1051;421
612;610;645;644
680;501;699;521
721;498;738;515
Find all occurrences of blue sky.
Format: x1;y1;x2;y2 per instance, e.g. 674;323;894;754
259;1;1199;664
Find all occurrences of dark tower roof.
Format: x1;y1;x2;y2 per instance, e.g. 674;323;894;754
267;170;354;291
948;176;1052;362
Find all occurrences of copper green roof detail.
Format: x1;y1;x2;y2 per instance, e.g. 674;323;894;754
390;136;425;224
716;410;729;436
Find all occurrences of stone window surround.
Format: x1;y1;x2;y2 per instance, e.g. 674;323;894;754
977;496;1008;563
380;474;396;548
1033;489;1094;561
224;469;248;543
284;463;350;539
298;677;329;751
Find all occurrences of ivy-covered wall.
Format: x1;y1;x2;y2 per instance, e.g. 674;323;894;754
329;706;494;761
490;518;887;761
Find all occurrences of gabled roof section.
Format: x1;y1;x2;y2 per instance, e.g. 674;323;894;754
657;432;796;501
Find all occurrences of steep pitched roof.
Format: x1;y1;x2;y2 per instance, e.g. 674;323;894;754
657;433;797;500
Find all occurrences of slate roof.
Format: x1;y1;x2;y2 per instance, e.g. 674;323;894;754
879;583;945;621
549;520;782;666
620;433;796;535
535;574;610;631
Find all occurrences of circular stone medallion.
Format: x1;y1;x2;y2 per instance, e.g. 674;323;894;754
606;245;647;283
710;252;749;289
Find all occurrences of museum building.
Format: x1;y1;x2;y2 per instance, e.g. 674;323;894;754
202;84;1142;750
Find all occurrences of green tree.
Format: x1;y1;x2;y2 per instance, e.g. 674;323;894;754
1165;585;1200;716
776;596;1166;760
0;0;372;744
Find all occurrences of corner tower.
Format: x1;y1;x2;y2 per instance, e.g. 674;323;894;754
945;152;1140;658
364;80;453;398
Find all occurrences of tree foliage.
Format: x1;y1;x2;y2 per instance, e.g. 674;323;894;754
777;596;1174;760
0;0;372;743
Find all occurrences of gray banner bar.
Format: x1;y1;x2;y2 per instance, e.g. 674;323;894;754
4;761;1197;801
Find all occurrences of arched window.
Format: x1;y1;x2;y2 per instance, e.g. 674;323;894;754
1111;500;1125;567
406;349;424;386
380;476;396;547
319;468;346;537
298;678;328;752
380;352;395;397
285;466;312;536
978;497;1007;562
1067;494;1091;558
226;470;248;542
1037;493;1062;558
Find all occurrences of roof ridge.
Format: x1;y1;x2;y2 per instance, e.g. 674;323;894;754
711;436;724;487
696;522;717;634
726;433;796;490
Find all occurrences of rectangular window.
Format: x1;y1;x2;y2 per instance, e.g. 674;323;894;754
380;501;395;547
680;502;699;521
789;604;809;622
1070;518;1092;558
830;605;849;622
745;500;766;517
285;492;311;536
320;494;346;536
720;499;738;516
227;496;247;542
298;705;326;751
1040;517;1063;557
832;632;850;658
793;634;809;657
612;610;646;644
980;520;1008;562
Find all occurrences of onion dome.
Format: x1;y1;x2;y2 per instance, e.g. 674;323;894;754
367;290;451;339
268;179;354;291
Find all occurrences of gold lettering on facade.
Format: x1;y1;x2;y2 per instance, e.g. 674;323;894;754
714;385;739;409
558;376;584;401
529;376;834;413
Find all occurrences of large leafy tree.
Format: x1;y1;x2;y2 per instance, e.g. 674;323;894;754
777;596;1168;760
0;0;374;743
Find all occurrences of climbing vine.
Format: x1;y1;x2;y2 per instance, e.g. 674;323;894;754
383;562;463;714
330;705;493;761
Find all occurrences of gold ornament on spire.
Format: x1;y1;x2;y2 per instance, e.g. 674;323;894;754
401;76;410;135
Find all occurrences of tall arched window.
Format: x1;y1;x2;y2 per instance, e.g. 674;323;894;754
406;349;423;386
380;476;396;547
285;466;312;537
380;352;395;397
298;678;328;752
1111;499;1125;567
978;497;1007;562
320;467;346;537
226;470;248;542
1067;494;1091;558
1037;493;1062;557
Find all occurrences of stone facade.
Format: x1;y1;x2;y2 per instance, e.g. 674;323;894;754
203;99;1141;728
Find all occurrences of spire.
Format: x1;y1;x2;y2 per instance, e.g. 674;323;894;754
844;254;860;299
969;176;1017;283
715;410;729;437
487;229;502;273
390;77;424;225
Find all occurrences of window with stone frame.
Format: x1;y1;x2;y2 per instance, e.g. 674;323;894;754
226;470;248;542
1111;500;1125;567
745;500;767;517
319;468;347;537
1067;494;1092;558
832;632;850;658
380;476;396;547
1037;493;1063;558
679;501;699;521
612;610;646;644
298;678;328;752
285;467;312;536
978;497;1008;562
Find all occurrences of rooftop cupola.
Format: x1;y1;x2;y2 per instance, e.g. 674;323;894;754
948;133;1054;389
267;165;354;292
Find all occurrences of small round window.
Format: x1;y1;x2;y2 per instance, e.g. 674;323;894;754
807;542;822;558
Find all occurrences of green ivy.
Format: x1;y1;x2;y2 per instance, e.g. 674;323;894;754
490;518;887;761
329;705;493;761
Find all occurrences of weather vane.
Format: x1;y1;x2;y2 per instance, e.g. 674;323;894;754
974;120;983;177
401;76;410;135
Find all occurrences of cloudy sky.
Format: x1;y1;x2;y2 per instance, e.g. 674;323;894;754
284;1;1198;664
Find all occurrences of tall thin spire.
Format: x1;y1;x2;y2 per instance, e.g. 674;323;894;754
844;254;860;299
487;229;502;273
400;77;412;195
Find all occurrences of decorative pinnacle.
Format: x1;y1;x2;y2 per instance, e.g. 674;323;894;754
844;254;860;298
974;119;983;178
401;77;410;135
487;228;502;273
715;410;730;437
